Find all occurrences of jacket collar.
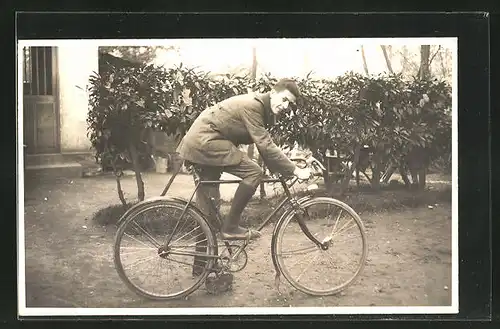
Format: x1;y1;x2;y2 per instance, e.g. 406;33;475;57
254;92;275;127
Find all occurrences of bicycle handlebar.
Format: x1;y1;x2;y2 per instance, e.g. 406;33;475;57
290;156;326;177
270;155;327;187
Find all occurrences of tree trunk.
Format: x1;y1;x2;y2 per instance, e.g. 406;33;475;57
418;168;427;190
247;47;258;162
251;46;257;79
419;45;431;80
111;154;127;206
116;175;127;206
370;159;381;190
380;45;394;74
399;165;412;187
129;143;145;202
360;45;370;75
339;144;361;196
381;163;397;184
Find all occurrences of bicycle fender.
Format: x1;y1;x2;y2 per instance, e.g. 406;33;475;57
116;196;173;227
116;196;219;253
271;195;313;235
168;197;212;228
115;196;202;226
117;196;207;227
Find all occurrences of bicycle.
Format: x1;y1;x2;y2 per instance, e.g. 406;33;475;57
113;156;368;300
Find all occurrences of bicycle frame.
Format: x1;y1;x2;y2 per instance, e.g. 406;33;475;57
115;158;368;300
159;165;325;260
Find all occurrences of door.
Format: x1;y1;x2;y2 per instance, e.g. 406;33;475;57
22;46;59;154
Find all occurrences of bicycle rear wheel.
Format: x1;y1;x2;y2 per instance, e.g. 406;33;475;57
113;199;217;300
272;197;367;296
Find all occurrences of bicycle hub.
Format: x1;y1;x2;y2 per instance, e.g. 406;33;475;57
157;245;170;258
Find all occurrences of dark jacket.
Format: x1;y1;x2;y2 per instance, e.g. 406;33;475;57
176;92;296;175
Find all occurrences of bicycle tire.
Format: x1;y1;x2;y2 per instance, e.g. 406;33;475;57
113;199;217;300
271;197;368;296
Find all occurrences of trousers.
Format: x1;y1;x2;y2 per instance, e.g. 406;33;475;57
189;153;264;227
188;153;263;274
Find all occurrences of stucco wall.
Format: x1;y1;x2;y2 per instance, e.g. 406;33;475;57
58;45;98;153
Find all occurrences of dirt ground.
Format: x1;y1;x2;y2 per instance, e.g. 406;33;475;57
21;171;453;309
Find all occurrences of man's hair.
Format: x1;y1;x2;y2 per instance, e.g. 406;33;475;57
273;78;301;99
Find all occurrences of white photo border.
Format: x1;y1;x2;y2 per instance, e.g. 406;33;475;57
17;37;459;317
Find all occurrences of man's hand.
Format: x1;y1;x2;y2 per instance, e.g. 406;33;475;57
293;166;312;180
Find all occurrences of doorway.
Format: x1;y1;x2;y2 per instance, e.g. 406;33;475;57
22;46;59;154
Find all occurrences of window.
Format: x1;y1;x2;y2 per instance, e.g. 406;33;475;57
23;47;32;84
23;47;53;96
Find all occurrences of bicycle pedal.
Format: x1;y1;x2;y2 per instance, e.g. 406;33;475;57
218;230;261;241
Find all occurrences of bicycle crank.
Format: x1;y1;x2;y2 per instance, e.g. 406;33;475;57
220;244;248;272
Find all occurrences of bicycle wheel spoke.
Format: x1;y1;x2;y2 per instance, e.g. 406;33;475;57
114;200;216;300
143;212;156;241
119;246;155;250
332;219;355;239
295;252;321;283
274;198;367;296
171;231;206;248
329;208;343;236
279;245;317;256
123;254;160;271
324;250;337;267
130;221;161;248
332;236;359;245
119;249;154;257
170;239;209;251
123;231;157;249
164;210;190;244
169;225;200;246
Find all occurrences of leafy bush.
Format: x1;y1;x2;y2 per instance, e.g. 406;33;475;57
87;60;452;203
91;203;134;227
268;72;452;190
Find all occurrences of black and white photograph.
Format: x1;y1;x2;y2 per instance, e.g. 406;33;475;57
18;37;458;316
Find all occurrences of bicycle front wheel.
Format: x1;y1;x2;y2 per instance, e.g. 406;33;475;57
114;199;217;300
272;197;368;296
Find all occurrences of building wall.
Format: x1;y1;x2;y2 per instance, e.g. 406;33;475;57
57;45;99;153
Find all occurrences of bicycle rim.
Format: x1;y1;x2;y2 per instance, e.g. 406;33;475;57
273;197;368;296
113;200;217;300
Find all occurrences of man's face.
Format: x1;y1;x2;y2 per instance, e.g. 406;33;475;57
270;89;297;115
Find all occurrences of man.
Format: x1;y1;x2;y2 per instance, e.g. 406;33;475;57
177;78;311;242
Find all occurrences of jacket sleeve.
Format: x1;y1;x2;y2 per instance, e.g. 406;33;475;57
240;105;296;176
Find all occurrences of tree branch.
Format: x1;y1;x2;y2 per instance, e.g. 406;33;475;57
428;45;442;68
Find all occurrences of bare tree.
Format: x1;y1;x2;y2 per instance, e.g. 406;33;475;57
397;46;420;79
360;45;370;75
436;47;452;83
419;45;431;80
247;46;267;199
247;46;258;162
428;45;441;68
380;45;394;74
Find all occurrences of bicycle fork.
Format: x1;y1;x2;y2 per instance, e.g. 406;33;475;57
272;199;326;294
